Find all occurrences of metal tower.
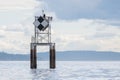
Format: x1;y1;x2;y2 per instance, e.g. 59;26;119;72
30;11;56;69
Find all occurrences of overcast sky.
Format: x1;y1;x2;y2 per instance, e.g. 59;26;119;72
0;0;120;54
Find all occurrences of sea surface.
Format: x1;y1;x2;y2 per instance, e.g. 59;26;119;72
0;61;120;80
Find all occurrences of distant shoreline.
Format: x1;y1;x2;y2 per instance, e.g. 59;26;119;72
0;51;120;61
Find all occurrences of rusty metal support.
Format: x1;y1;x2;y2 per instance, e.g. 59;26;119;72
50;43;56;69
30;43;37;69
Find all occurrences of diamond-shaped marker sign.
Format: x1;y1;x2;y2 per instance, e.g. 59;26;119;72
33;16;49;31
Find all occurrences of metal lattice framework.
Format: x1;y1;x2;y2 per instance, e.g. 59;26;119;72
32;14;52;44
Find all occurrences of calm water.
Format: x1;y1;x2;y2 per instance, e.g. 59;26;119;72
0;61;120;80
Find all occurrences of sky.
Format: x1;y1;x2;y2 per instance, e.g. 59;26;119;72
0;0;120;54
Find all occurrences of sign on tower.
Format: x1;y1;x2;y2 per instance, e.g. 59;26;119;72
33;16;49;31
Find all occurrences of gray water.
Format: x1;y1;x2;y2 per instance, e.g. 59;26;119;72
0;61;120;80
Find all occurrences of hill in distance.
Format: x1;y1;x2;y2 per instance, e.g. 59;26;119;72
0;51;120;61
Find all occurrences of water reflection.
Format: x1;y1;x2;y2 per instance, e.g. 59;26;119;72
31;69;59;80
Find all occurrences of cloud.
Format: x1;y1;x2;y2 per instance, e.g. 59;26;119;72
52;19;120;52
0;18;120;54
41;0;120;20
0;23;33;54
43;0;102;19
0;0;44;10
0;0;120;54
